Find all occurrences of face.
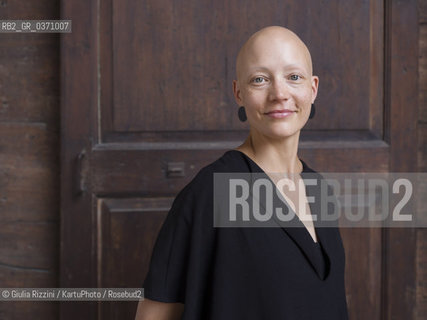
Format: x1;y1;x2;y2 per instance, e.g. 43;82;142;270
233;30;319;140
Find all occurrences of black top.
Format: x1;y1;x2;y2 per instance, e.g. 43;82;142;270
143;150;349;319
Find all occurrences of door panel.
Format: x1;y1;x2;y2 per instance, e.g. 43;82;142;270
98;198;170;319
60;0;418;319
102;0;383;137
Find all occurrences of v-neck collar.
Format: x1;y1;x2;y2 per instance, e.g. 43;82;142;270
225;149;332;280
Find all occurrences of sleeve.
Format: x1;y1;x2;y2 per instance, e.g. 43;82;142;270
142;186;193;303
142;175;216;305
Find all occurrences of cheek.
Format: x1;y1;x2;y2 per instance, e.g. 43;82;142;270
241;89;265;108
295;88;314;107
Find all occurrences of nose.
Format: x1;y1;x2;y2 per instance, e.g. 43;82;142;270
268;78;290;101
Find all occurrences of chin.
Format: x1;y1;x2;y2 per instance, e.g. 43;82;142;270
249;121;304;140
268;122;303;136
264;128;301;140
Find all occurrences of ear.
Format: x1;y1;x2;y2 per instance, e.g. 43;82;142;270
233;80;243;105
311;76;319;103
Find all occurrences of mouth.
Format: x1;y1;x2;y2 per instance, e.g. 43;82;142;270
264;109;296;119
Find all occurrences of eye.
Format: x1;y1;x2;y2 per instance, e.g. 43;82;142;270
289;74;301;81
252;76;266;84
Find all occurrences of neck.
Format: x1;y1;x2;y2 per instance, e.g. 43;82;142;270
238;128;302;174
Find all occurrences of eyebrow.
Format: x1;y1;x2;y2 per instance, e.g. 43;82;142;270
246;64;308;76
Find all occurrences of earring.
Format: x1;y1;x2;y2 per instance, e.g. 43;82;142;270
238;106;247;122
309;103;316;119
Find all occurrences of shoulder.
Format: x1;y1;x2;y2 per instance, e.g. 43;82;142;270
169;150;248;217
179;150;248;194
301;159;327;183
300;158;318;174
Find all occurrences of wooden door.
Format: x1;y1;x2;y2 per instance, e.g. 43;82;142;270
60;0;418;319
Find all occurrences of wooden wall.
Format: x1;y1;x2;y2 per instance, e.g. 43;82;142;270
417;0;427;319
0;1;59;319
0;0;425;319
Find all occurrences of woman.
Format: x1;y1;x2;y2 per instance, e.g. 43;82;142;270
135;26;349;319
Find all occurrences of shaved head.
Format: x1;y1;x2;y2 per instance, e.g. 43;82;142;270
232;25;319;139
235;26;313;82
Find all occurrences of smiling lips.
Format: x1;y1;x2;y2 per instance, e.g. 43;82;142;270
264;109;295;119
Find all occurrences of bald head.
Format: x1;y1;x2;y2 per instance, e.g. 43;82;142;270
235;26;313;82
